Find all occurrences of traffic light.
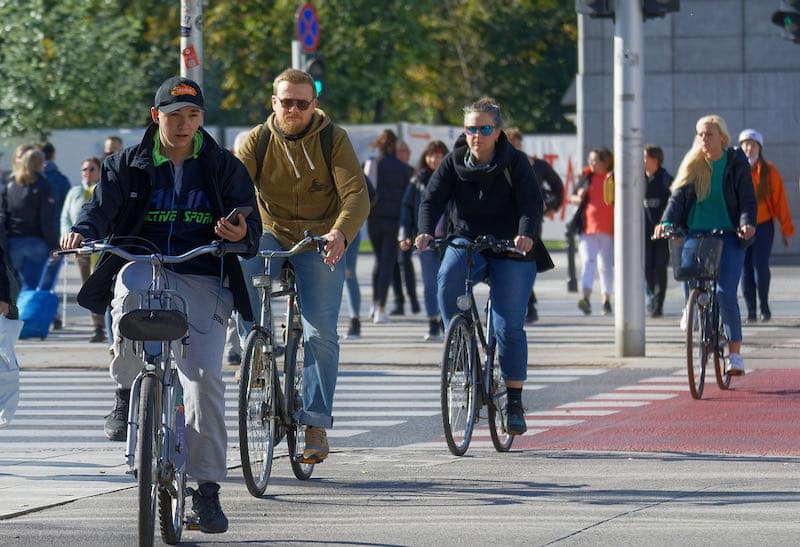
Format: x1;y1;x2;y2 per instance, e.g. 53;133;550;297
303;53;326;97
575;0;614;18
772;0;800;43
642;0;679;19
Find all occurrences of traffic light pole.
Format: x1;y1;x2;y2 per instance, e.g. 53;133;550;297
291;40;303;70
613;0;645;356
180;0;203;86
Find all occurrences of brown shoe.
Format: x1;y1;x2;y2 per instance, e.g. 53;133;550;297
303;426;329;462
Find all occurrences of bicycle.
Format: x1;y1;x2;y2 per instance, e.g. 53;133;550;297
664;228;732;399
59;239;245;546
431;235;524;456
239;231;330;497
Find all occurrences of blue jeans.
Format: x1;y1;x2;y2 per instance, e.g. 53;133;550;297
418;248;440;317
437;241;537;382
238;231;344;428
343;231;361;318
7;237;50;290
715;232;745;343
740;220;774;316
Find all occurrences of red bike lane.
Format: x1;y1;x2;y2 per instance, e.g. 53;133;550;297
514;369;800;456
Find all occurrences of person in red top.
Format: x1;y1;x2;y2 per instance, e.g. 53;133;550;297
568;147;614;315
737;129;794;322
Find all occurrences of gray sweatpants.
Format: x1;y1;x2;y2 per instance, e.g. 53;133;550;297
109;262;233;484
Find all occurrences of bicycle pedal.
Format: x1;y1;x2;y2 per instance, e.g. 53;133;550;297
184;515;200;531
300;456;322;464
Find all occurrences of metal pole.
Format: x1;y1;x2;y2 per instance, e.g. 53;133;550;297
292;40;303;70
613;0;645;356
180;0;203;86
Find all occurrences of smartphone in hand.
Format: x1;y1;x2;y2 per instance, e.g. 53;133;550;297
224;206;253;226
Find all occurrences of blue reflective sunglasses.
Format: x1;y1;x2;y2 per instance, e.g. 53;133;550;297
465;125;494;136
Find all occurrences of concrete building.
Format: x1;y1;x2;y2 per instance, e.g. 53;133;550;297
576;0;800;256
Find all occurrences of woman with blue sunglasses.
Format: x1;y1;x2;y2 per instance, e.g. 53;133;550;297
415;97;550;436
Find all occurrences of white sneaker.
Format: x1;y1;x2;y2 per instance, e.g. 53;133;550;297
727;353;746;376
680;308;688;332
373;310;390;324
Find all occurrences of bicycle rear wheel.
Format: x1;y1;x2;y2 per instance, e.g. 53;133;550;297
238;329;277;497
285;322;314;480
137;375;158;547
441;314;477;456
685;289;707;399
713;303;732;390
158;378;185;545
487;346;513;452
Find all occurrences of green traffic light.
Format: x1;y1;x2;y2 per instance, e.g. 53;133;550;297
314;80;323;96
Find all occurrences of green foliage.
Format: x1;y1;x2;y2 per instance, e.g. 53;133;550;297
0;0;577;136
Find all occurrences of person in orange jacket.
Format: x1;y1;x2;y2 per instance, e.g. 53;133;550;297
737;129;794;322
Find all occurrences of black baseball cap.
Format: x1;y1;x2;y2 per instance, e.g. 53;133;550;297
154;76;205;113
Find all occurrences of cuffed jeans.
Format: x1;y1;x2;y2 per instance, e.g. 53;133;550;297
238;231;344;428
437;241;537;382
741;220;774;316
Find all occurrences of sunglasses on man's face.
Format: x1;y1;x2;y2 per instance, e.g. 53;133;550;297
465;125;494;136
277;97;313;111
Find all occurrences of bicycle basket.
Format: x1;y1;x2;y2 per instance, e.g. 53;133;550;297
668;235;724;281
119;309;188;341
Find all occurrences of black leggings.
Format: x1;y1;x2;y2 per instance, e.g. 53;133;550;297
368;217;399;307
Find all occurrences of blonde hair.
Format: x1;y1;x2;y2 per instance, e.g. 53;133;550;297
12;149;45;186
672;114;730;201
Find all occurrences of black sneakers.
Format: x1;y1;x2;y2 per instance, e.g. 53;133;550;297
506;401;527;435
190;482;228;534
104;388;129;441
346;317;361;339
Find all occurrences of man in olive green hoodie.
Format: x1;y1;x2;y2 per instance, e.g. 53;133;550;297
236;68;370;462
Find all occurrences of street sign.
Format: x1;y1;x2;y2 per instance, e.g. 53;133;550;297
296;3;321;52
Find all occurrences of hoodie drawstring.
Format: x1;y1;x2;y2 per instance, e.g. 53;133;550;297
280;140;317;179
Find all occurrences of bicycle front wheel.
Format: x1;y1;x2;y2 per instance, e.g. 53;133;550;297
285;325;314;480
713;304;732;390
487;347;513;452
137;375;158;547
238;329;277;497
685;289;707;399
441;314;477;456
158;378;185;545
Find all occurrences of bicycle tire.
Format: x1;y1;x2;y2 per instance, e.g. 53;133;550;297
238;329;277;497
137;375;158;547
487;341;513;452
685;289;707;399
158;378;185;545
713;301;732;390
441;314;477;456
285;323;314;480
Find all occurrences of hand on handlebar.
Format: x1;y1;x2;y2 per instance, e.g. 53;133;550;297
415;233;433;252
60;231;85;250
513;235;533;255
321;228;346;266
737;224;755;240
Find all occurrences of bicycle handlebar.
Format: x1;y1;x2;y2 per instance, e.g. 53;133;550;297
429;235;525;255
256;231;328;260
57;239;249;263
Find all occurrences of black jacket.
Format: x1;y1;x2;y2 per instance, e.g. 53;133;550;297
1;173;59;249
368;153;413;221
660;147;756;232
419;132;546;263
644;166;673;236
72;123;262;320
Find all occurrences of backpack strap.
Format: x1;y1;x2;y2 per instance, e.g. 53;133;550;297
253;121;335;184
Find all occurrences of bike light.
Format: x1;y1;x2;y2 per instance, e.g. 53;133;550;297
456;295;471;311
